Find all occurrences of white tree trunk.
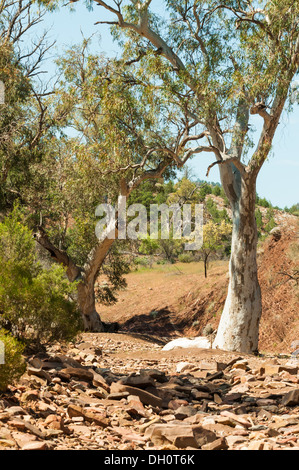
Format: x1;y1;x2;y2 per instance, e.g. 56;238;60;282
213;178;261;353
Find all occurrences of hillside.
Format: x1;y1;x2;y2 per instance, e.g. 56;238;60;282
99;215;298;354
206;193;297;232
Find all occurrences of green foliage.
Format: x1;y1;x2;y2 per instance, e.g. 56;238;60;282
212;185;221;197
159;237;183;263
205;197;230;224
285;203;299;217
129;176;234;263
133;256;152;268
199;220;232;277
258;197;271;208
0;206;82;345
0;37;45;212
21;41;178;304
65;215;98;268
95;244;131;305
220;187;230;207
167;178;199;205
198;183;213;202
201;220;232;254
129;180;175;210
139;236;160;255
264;207;276;234
129;181;159;211
178;252;194;263
0;329;26;392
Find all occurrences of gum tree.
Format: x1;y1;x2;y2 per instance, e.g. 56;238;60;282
43;0;299;352
0;0;55;210
32;44;205;331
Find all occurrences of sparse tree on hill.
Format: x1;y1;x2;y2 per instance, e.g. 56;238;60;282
199;220;232;278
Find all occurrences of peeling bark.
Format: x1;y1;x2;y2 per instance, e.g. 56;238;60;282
77;282;104;332
213;176;261;353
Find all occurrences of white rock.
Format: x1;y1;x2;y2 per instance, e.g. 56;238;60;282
162;336;211;351
202;417;216;426
285;358;299;367
176;361;193;373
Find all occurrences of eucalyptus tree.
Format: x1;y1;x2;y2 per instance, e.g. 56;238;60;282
33;42;203;330
41;0;299;352
0;0;55;211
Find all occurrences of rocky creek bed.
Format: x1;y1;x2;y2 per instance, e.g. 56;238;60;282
0;333;299;451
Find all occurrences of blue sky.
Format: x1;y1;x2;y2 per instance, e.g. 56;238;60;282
33;2;298;209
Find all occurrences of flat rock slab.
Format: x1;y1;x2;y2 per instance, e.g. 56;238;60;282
145;423;217;449
110;382;162;408
59;367;94;382
281;390;299;406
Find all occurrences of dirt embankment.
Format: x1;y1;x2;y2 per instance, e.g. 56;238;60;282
99;219;298;354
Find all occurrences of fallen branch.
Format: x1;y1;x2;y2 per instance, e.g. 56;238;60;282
278;270;299;285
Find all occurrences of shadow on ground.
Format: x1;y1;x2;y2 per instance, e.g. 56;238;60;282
119;307;182;339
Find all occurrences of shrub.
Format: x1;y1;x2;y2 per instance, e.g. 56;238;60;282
287;203;299;217
178;253;194;263
212;185;221;196
133;256;151;267
95;245;130;305
156;259;167;265
139;236;160;255
205;197;230;223
0;206;82;345
255;208;263;237
0;329;26;392
264;207;276;234
258;197;271;208
198;183;212;201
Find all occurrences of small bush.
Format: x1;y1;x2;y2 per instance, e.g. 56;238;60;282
258;197;271;208
264;207;276;234
178;253;194;263
212;185;221;196
0;329;26;392
288;203;299;217
134;256;152;267
0;206;83;345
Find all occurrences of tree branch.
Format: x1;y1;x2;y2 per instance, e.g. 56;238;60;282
34;226;81;282
250;102;271;127
94;0;200;93
206;156;246;178
84;154;172;285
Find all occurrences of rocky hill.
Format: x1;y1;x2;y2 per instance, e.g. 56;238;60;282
207;193;297;231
